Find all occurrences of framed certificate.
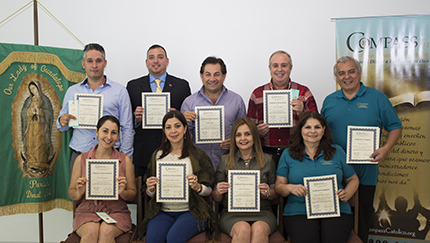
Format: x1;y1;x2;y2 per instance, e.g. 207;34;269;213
346;126;380;164
86;159;119;200
228;170;260;212
195;106;225;144
142;92;170;129
73;93;104;129
156;161;189;203
304;174;340;219
263;90;293;128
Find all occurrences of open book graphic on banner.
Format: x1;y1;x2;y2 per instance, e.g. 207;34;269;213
390;91;430;107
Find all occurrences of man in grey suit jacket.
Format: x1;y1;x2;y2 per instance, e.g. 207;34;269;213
126;44;191;177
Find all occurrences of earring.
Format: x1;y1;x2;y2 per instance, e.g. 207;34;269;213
184;134;186;139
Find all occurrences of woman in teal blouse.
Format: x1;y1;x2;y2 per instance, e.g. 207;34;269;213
275;110;359;243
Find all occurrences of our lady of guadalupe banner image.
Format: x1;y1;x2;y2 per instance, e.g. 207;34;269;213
336;15;430;242
0;43;85;216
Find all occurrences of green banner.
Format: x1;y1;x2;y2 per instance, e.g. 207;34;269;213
0;43;85;216
336;15;430;242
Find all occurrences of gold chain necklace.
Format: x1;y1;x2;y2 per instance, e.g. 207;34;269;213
243;155;253;166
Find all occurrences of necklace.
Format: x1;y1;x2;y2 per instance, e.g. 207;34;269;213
243;155;253;166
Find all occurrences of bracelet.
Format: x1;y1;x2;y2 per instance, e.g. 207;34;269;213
263;192;270;199
196;183;202;193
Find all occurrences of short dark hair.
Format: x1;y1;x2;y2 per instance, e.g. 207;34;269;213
199;56;227;75
83;43;105;60
96;115;120;132
147;44;168;58
288;110;335;161
157;110;194;160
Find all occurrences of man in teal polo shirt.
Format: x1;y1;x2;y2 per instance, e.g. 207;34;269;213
321;56;402;243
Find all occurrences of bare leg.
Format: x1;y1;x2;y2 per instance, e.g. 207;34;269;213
76;222;99;243
251;221;270;243
98;221;124;243
230;221;252;243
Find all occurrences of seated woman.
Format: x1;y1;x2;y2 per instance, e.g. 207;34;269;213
275;110;359;243
212;117;279;243
68;115;136;243
139;110;215;243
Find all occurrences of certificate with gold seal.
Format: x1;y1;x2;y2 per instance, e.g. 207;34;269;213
228;170;260;212
304;174;340;219
156;161;189;203
86;159;119;200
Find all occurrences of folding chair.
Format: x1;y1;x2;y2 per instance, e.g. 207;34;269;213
347;191;363;243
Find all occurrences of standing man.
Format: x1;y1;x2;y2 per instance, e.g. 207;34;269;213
247;50;317;165
321;56;402;242
181;56;246;169
57;43;134;172
127;44;191;177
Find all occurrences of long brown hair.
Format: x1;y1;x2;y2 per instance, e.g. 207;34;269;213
225;118;266;170
157;110;194;160
289;110;336;161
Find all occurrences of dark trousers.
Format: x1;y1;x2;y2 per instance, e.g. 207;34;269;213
284;214;353;243
262;146;287;236
70;149;81;177
358;185;376;243
262;146;286;168
135;166;147;179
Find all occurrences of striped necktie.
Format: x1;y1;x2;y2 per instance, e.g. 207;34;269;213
155;79;162;93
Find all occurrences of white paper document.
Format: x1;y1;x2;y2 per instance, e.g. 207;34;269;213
228;170;260;212
263;90;293;128
346;126;380;164
68;100;79;127
96;212;118;224
195;106;225;144
86;159;119;200
156;161;189;203
142;92;170;129
304;174;340;219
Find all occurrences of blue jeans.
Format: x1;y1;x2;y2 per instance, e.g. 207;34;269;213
146;211;207;243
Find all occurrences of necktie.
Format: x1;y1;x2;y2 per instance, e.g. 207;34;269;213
155;79;162;93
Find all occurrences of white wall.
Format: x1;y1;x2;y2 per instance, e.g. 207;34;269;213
1;0;429;242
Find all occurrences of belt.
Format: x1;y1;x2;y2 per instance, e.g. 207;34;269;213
71;148;82;154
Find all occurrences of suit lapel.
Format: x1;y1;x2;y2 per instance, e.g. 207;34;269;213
163;74;174;92
141;76;152;92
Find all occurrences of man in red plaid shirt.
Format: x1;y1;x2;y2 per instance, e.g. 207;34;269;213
247;50;317;165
